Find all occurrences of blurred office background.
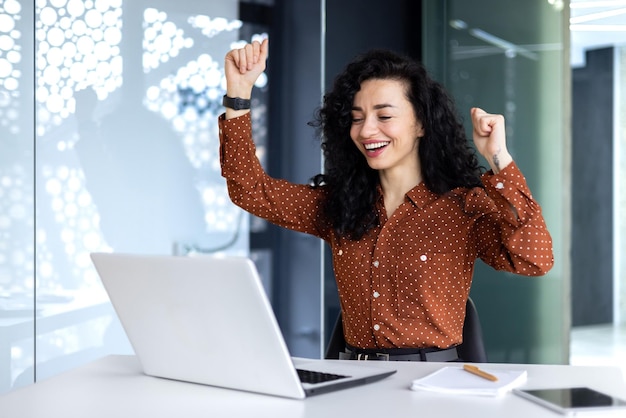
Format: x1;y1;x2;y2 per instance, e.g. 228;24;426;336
0;0;624;396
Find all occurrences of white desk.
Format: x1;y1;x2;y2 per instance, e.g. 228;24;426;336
0;355;624;418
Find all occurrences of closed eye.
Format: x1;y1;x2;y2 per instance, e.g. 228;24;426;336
352;115;392;123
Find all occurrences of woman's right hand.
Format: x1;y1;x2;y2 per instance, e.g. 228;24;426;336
224;38;269;103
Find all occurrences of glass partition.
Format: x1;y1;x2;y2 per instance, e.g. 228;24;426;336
1;0;272;394
0;0;35;394
423;0;569;364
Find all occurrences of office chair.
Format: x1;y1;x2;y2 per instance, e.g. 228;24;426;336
324;296;488;362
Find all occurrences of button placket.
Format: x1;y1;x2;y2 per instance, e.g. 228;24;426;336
371;259;382;335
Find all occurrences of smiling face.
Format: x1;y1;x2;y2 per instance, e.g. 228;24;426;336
350;78;424;176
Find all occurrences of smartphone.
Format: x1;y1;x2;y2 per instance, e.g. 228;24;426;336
513;387;626;416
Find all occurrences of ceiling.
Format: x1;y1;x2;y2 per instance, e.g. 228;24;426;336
570;0;626;67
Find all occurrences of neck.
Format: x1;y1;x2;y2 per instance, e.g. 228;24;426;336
379;167;422;199
379;168;422;218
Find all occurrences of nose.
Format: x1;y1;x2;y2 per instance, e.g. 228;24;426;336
359;115;378;138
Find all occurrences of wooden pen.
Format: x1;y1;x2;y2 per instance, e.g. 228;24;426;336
463;364;498;382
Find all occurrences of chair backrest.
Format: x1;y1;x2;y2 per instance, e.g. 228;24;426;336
324;297;488;362
457;297;488;362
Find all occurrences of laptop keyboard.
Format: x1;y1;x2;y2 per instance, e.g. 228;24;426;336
296;369;349;385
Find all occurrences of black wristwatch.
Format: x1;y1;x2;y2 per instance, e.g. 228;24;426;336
222;95;251;110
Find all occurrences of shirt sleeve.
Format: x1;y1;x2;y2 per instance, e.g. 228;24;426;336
218;112;330;240
471;162;554;276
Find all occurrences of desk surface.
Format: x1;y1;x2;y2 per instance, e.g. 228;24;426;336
1;355;625;418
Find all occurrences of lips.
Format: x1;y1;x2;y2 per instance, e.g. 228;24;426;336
363;141;390;157
364;141;390;150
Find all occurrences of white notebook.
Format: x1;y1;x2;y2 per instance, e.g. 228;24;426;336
410;366;527;397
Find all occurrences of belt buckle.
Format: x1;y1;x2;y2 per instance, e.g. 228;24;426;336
354;352;389;361
354;353;389;361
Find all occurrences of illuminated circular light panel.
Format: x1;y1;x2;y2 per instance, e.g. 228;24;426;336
142;23;269;232
35;0;123;136
143;16;244;170
188;15;243;38
143;8;194;71
0;3;31;300
0;164;34;295
37;163;111;285
0;0;22;134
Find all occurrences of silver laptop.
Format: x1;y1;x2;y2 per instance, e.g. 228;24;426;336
90;252;395;399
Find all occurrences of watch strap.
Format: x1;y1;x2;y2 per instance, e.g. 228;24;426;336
222;95;251;110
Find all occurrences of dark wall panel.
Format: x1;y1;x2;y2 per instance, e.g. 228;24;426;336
322;0;423;345
325;0;421;90
572;47;614;326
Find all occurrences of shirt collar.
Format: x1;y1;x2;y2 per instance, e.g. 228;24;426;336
406;182;439;209
375;182;439;210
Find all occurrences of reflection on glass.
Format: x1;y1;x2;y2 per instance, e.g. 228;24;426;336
0;0;35;394
36;0;123;134
0;0;21;135
1;0;270;394
424;0;566;364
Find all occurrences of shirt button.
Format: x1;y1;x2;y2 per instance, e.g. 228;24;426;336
373;291;380;298
338;249;343;256
373;260;380;268
496;181;504;189
420;254;427;261
373;324;380;331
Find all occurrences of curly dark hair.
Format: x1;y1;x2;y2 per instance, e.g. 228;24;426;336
310;49;483;240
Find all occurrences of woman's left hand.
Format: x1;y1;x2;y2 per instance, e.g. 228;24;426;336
471;107;513;173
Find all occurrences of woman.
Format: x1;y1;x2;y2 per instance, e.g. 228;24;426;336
219;39;553;361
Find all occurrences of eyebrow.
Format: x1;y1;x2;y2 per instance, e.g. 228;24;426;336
352;103;396;111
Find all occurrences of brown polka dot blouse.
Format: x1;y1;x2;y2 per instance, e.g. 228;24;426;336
219;113;554;350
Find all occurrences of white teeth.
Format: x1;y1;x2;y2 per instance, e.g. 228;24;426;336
364;142;390;150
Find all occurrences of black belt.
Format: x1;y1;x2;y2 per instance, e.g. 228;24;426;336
339;344;459;362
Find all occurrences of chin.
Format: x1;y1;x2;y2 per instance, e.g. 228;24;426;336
366;163;386;171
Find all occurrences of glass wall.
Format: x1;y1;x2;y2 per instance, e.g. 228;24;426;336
0;0;35;394
1;0;271;394
423;0;569;364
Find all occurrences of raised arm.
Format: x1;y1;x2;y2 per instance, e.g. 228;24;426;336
223;38;269;120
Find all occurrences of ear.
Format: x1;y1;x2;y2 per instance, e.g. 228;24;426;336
415;122;425;138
